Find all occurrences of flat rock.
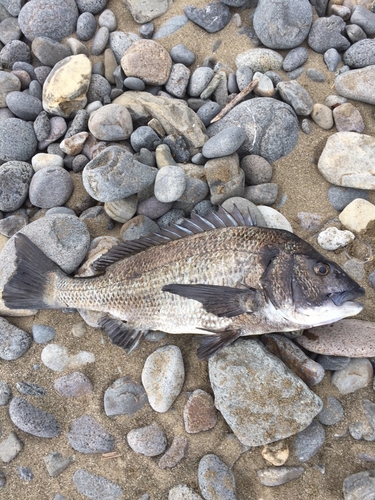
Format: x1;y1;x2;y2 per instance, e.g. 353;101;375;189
43;451;73;477
183;389;217;433
158;435;187;468
73;469;122;500
43;54;92;117
198;454;236;500
9;397;60;438
335;65;375;105
127;424;167;456
293;420;325;462
203;126;246;158
339;199;375;232
308;15;350;53
318;132;375;189
0;432;23;463
0;317;32;360
236;48;283;73
208;339;322;447
0;118;37;162
205;153;245;205
343;471;375;500
257;466;304;486
333;103;364;133
54;372;93;397
184;2;231;33
124;0;172;23
104;376;147;416
41;344;95;372
68;415;115;453
332;358;373;394
277;80;313;116
142;345;184;413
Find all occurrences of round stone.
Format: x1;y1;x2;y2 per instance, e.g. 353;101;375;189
98;9;117;31
154;166;186;203
0;71;21;107
202;126;246;158
104;376;147;416
130;126;162;152
187;67;214;97
0;40;31;68
88;104;133;141
76;12;96;41
6;91;43;121
9;397;61;438
0;118;37;161
170;44;195;66
29;166;73;208
240;155;272;185
32;324;56;344
0;161;33;212
76;0;108;14
282;47;309;72
293;420;325;462
127;425;167;457
332;359;373;394
0;317;32;360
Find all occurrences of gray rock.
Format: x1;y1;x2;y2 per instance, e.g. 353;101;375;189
68;415;114;453
0;118;37;162
54;372;93;397
184;3;231;33
236;48;283;73
207;97;298;163
350;4;375;36
221;197;266;226
316;354;350;371
109;31;140;63
86;73;111;103
98;9;117;31
306;68;325;82
139;21;154;38
205;153;244;205
253;0;312;49
76;12;97;41
137;196;172;220
293;420;325;462
318;396;344;426
120;214;159;241
0;17;21;45
0;432;22;462
0;210;28;238
154;165;186;203
104;376;147;416
308;16;350;53
38;116;68;148
369;269;375;290
29;166;73;208
0;161;33;212
343;39;375;69
127;425;167;456
0;317;32;360
170;44;195;66
44;451;74;477
202;126;246;159
188;67;214;97
209;339;322;447
236;65;253;91
130;126;161;152
0;71;21;107
158;208;185;227
76;0;108;14
0;381;12;406
346;23;367;44
168;484;203;500
16;382;46;397
83;146;157;202
333;103;364;133
73;469;123;500
332;359;373;394
34;111;51;141
165;63;190;98
158;435;188;468
91;26;109;56
173;176;209;214
18;0;78;42
32;36;71;66
343;470;375;500
0;40;31;68
282;47;309;72
152;15;188;40
324;48;341;71
240;155;272;185
245;183;278;206
196;101;221;127
88;104;133;141
9;397;61;438
0;0;23;16
277;80;313;116
198;454;236;500
301;118;311;134
123;76;145;90
163;134;190;163
18;466;33;481
335;65;375;105
257;466;304;486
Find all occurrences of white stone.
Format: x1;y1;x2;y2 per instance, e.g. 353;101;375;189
236;48;283;72
141;345;185;413
317;226;354;250
257;206;293;232
339;199;375;232
154;165;186;203
123;0;173;23
311;103;333;130
318;132;375;189
41;344;95;372
331;358;373;394
31;153;64;171
253;72;274;97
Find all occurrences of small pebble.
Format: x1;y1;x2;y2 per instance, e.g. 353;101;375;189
257;467;304;486
41;344;95;372
316;355;350;371
9;397;60;438
18;467;33;481
0;381;12;406
0;432;23;463
154;166;186;203
332;359;374;394
198;454;236;500
44;451;74;477
282;47;308;72
158;436;188;469
183;389;217;434
311;103;333;130
261;441;289;466
318;396;344;426
73;469;123;500
324;48;341;71
333;103;364;133
104;376;147;417
16;382;46;397
32;324;56;343
68;415;115;454
54;372;93;397
293;420;325;462
127;425;167;457
245;183;278;206
0;317;32;360
170;44;195;66
317;227;354;251
202;126;246;159
306;68;325;82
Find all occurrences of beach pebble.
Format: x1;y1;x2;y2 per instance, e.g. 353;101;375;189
339;199;375;232
236;65;253;90
184;2;231;33
0;432;23;462
65;109;89;138
316;355;350;371
5;91;42;121
83;146;157;202
109;31;140;63
42;54;91;117
158;436;188;469
350;4;375;36
0;41;31;70
168;484;203;500
343;39;375;68
163;134;190;163
346;22;367;43
335;65;375;105
41;344;95;372
318;132;375;190
29;166;73;208
91;26;109;56
18;0;78;41
198;454;236;500
120;215;159;241
202;126;246;158
261;441;289;467
282;47;308;72
54;372;93;397
32;153;64;171
104;376;147;417
165;63;190;98
170;44;195;66
123;76;145;90
332;359;373;394
311;103;333;129
208;339;322;447
343;471;375;500
73;469;123;500
38;116;68;149
88;104;133;141
154;166;186;203
0;381;12;406
236;48;283;73
17;467;33;481
257;466;304;486
32;36;71;67
277;80;313;116
245;183;278;206
188;67;214;97
257;206;293;231
307;68;325;82
43;451;74;477
86;74;111;103
317;227;354;251
324;48;341;71
328;186;368;212
142;345;184;413
136;197;171;220
0;118;37;162
0;71;21;107
68;414;115;453
127;425;167;456
308;16;350;53
16;382;46;397
76;0;108;14
0;318;32;360
253;0;312;49
333;103;364;133
196;101;221;127
153;14;188;39
98;9;117;31
104;196;138;223
293;420;325;462
183;389;217;433
318;396;344;426
240;155;272;185
0;17;21;45
60;132;88;156
205;154;245;204
76;12;96;41
0;161;33;212
158;208;185;227
9;397;60;438
130;126;161;152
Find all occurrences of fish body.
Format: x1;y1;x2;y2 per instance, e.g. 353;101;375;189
3;207;364;358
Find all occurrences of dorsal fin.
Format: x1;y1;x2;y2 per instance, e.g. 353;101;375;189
92;204;255;273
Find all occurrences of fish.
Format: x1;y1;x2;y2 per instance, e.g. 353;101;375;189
3;206;365;359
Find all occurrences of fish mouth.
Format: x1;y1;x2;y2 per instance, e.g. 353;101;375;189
328;287;365;306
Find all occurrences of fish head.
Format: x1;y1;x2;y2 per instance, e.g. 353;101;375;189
261;239;364;328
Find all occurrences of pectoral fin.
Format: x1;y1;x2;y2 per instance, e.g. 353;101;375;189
162;283;259;318
98;315;146;353
197;329;242;359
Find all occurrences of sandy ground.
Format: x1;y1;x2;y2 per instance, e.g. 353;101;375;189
1;0;375;499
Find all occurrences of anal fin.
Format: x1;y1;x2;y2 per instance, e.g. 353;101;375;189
98;315;146;353
197;329;242;360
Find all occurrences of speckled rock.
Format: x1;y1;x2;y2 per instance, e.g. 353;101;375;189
184;2;231;33
343;470;375;500
168;484;203;500
332;358;374;394
0;317;32;360
43;451;74;477
88;104;133;141
73;469;123;500
29;166;73;208
104;376;147;416
205;153;245;205
236;48;283;73
335;65;375;105
54;372;93;397
127;425;167;456
318;396;344;426
317;227;354;250
41;344;95;372
198;454;236;500
9;397;61;438
293;420;325;462
158;436;188;469
0;161;33;212
0;118;37;162
308;15;350;53
333;103;364;133
68;415;115;453
311;103;334;129
282;47;309;72
0;432;23;463
183;389;217;433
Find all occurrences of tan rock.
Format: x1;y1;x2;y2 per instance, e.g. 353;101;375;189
42;54;92;118
311;103;333;130
339;199;375;232
124;0;173;23
261;441;289;466
121;39;172;85
60;132;89;155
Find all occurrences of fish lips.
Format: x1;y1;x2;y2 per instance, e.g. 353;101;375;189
328;287;365;307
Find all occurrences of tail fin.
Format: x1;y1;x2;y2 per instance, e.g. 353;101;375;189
3;233;67;310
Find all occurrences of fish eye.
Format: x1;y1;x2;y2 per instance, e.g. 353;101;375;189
314;263;330;276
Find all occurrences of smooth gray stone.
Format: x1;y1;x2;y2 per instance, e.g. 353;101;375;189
16;382;46;397
0;118;37;161
104;376;148;416
293;420;325;462
98;9;117;31
170;43;195;66
31;36;71;66
257;466;304;486
152;15;188;40
240;155;272;185
43;451;73;477
196;101;221;127
346;23;367;44
316;354;350;371
0;381;12;406
120;215;159;241
124;76;145;90
165;63;190;98
310;0;328;17
335;65;375;105
318;396;344;425
306;68;325;82
198;454;236;500
76;12;96;41
287;67;304;80
0;40;31;68
0;71;21;108
73;469;123;500
130;126;162;152
184;3;231;34
127;425;167;456
327;186;368;211
244;183;278;205
343;39;375;68
86;73;111;103
236;65;253;91
324;48;341;71
68;415;115;453
0;0;24;16
29;166;73;209
91;26;109;56
0;161;33;212
0;317;32;360
277;80;313;116
343;471;375;500
188;67;214;97
29;80;43;100
5;91;42;120
139;21;154;38
350;4;375;36
0;432;22;462
109;30;140;63
76;0;108;14
253;0;312;49
9;397;61;438
308;15;350;53
0;17;21;45
202;126;246;158
282;47;308;72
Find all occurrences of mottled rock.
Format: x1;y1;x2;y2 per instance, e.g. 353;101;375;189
168;484;203;500
104;376;147;416
332;359;373;394
158;436;188;468
88;104;133;141
257;466;304;486
41;344;95;372
317;226;354;250
43;451;74;477
311;103;333;129
0;118;37;162
29;166;73;208
277;80;313;116
73;469;122;500
9;397;60;438
236;48;283;73
198;454;236;500
293;420;325;462
127;425;167;456
0;317;32;360
205;153;245;204
335;65;375;105
0;161;33;212
184;2;231;33
68;415;115;453
183;389;217;433
333;103;364;133
339;199;375;232
343;471;375;500
318;396;344;426
54;372;93;397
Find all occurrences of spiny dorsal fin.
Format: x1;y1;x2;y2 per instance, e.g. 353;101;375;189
92;204;255;273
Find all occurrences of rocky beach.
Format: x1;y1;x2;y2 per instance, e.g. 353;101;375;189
1;0;375;498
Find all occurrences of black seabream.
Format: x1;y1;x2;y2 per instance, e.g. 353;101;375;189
3;206;364;359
